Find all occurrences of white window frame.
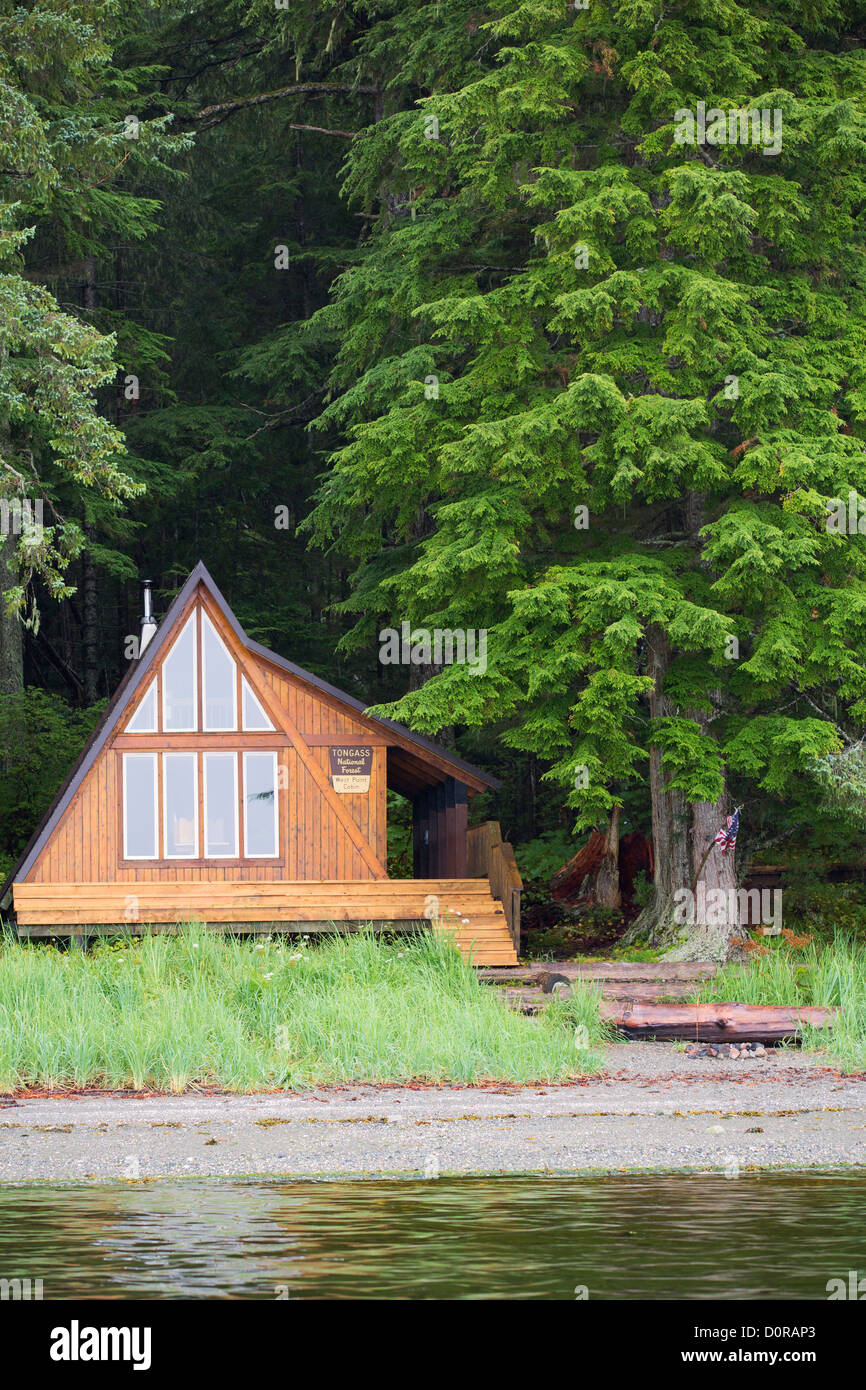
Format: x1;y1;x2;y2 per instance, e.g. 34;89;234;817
122;753;158;859
201;610;237;732
241;675;274;732
203;751;239;858
161;613;198;733
163;751;199;859
243;751;279;859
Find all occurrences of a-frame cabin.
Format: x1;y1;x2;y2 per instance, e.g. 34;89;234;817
1;563;520;965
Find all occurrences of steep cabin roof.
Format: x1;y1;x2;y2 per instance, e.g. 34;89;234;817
0;561;499;906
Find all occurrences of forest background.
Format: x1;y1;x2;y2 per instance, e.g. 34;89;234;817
1;0;865;956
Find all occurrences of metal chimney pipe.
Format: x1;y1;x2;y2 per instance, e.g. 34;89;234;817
139;579;158;655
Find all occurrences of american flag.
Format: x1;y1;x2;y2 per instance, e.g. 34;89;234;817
714;807;740;854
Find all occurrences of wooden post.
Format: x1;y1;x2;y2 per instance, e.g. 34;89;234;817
444;777;467;877
412;791;423;877
433;781;447;877
423;787;434;877
413;788;432;878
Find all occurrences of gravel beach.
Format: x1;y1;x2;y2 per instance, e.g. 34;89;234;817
1;1044;864;1180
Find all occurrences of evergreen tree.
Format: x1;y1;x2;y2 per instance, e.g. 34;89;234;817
0;0;185;692
303;0;866;957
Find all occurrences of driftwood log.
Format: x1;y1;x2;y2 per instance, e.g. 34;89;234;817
599;1001;838;1043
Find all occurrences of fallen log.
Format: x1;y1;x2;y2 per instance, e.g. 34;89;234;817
600;1001;838;1043
479;961;718;986
591;981;701;1004
539;961;717;983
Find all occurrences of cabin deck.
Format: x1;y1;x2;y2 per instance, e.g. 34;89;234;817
12;879;519;966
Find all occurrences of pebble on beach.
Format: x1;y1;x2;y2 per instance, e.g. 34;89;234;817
683;1042;768;1059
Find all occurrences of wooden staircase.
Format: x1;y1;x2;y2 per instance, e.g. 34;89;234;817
465;821;522;964
427;881;518;966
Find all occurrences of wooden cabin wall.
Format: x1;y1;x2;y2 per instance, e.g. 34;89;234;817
25;649;387;885
257;659;387;879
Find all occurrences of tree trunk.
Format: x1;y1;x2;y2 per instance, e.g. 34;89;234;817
668;491;741;960
550;829;606;902
622;631;740;960
550;809;624;909
0;530;22;695
595;805;621;908
660;786;739;960
0;388;23;696
81;525;99;703
622;625;690;943
624;487;741;962
407;506;456;749
81;257;100;703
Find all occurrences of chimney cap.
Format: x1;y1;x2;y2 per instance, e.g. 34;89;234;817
139;578;157;653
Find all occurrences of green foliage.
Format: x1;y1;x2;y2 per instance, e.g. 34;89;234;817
774;879;866;943
693;932;866;1072
0;0;189;613
298;0;866;841
527;906;628;961
514;828;576;888
0;690;104;878
809;742;866;826
3;0;866;912
386;790;414;877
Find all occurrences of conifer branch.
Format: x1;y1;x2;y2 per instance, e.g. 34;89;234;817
285;123;356;139
194;83;380;131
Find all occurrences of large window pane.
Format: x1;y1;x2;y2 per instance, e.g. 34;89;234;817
162;615;197;731
126;680;157;733
204;752;238;857
244;752;278;857
202;612;236;731
241;676;273;731
123;754;157;858
164;753;198;858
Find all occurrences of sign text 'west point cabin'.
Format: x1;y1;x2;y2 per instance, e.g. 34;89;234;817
1;563;520;965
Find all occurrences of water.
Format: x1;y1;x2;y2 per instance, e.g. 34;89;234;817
1;1172;864;1299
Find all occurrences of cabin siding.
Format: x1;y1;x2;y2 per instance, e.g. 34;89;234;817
26;612;387;885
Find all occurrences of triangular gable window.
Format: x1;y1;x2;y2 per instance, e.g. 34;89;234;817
126;680;157;733
242;676;274;731
202;611;237;731
162;613;197;732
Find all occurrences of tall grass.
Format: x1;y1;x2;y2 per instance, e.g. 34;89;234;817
0;927;609;1092
692;932;866;1072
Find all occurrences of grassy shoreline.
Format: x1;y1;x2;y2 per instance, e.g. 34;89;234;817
0;927;608;1093
692;934;866;1072
3;926;861;1092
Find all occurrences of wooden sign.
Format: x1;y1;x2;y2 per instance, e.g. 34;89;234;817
329;745;373;793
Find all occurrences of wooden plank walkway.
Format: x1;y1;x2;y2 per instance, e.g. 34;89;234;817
479;961;718;1014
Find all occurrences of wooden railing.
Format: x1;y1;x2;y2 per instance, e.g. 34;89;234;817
466;820;523;953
